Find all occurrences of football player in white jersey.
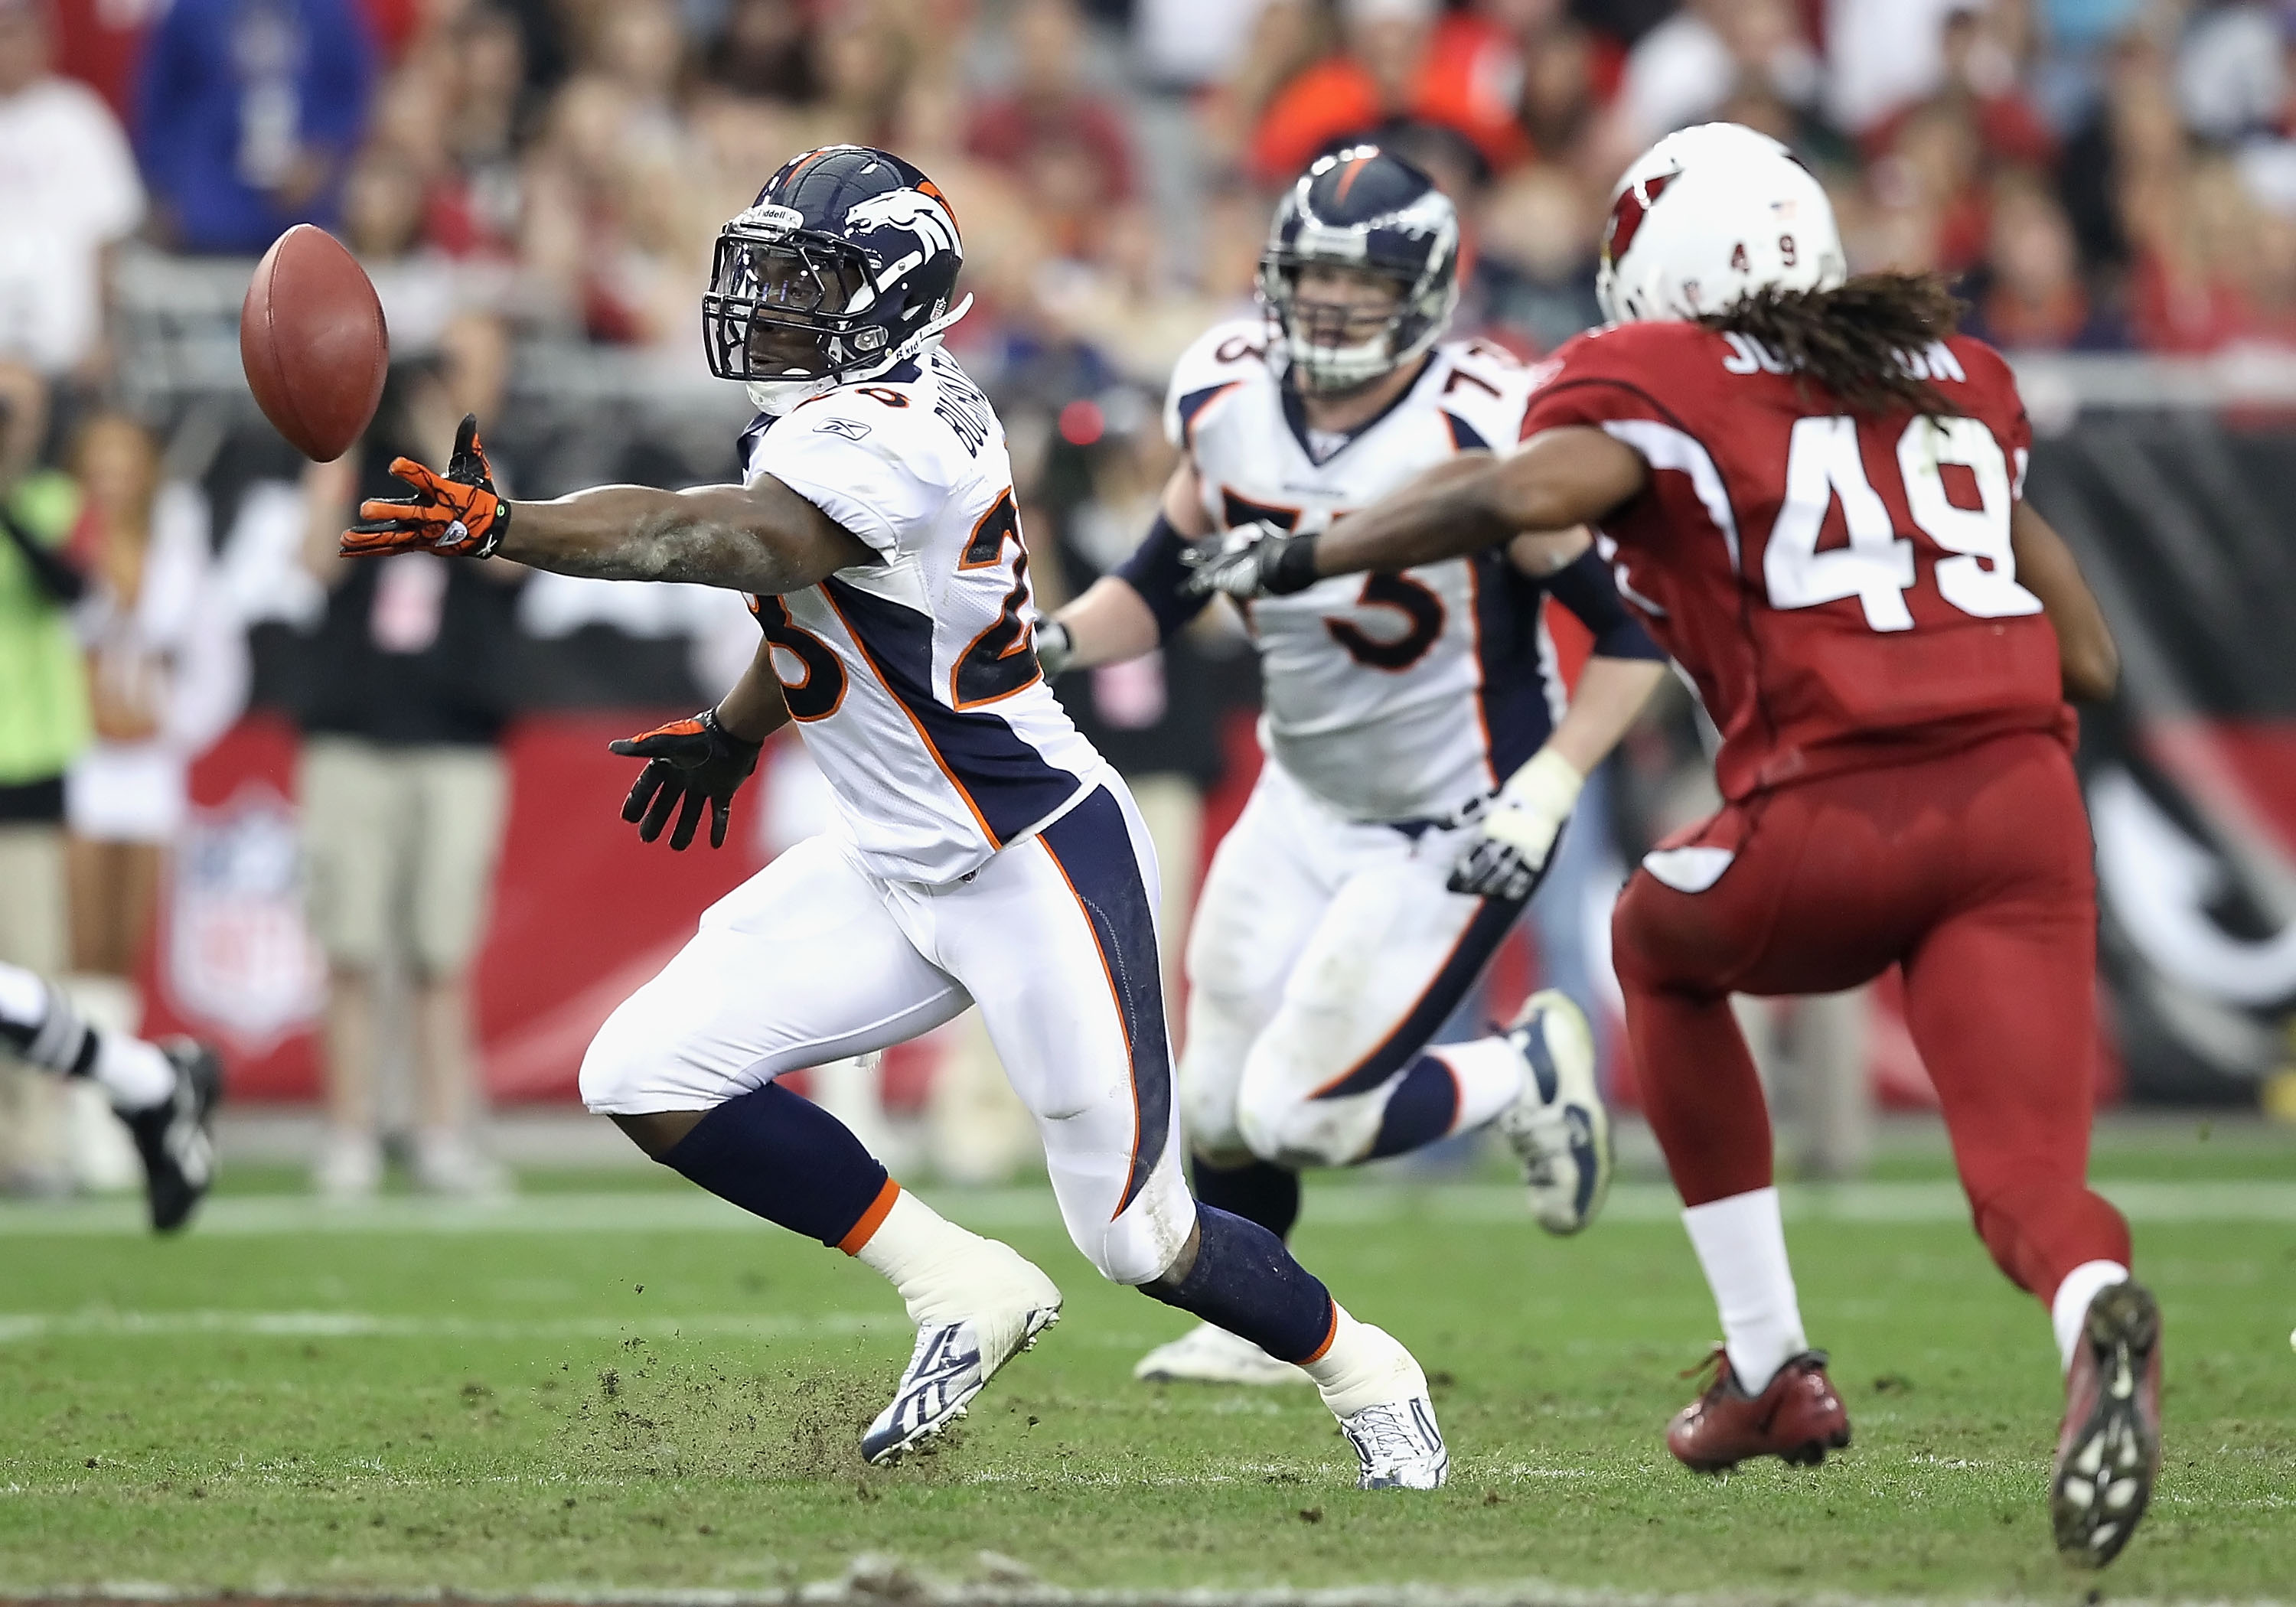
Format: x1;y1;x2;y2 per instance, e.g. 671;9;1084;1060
1034;146;1669;1387
338;145;1449;1488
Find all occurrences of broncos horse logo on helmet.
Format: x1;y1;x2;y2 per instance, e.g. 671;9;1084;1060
702;145;972;412
1259;144;1460;395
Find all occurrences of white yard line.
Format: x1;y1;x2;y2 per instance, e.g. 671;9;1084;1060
0;1309;890;1345
4;1180;2295;1239
10;1577;2286;1607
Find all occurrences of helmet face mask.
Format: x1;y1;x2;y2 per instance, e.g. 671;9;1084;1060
703;228;885;383
1259;145;1459;396
1264;255;1420;395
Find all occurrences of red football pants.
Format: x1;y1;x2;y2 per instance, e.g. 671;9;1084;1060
1612;730;2130;1302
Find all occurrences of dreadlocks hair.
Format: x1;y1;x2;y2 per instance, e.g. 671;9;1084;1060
1700;271;1966;414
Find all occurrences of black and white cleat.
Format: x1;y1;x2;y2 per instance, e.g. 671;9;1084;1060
862;1296;1060;1465
2051;1279;2163;1568
124;1038;222;1234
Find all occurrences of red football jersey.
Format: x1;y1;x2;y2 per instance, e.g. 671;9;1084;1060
1519;321;2073;800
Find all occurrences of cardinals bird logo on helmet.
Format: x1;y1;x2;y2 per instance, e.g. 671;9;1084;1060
1596;122;1846;326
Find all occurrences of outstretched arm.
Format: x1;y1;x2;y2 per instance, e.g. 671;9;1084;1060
1315;428;1650;579
501;477;873;594
2010;501;2118;702
1186;429;1651;599
341;414;875;595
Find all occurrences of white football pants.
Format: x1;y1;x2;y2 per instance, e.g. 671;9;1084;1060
580;782;1194;1286
1182;762;1528;1169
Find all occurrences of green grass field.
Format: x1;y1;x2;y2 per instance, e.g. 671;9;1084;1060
2;1120;2291;1602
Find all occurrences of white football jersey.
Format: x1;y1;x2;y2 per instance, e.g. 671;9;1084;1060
739;345;1104;884
1166;318;1565;823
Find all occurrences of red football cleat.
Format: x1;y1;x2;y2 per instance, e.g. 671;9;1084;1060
1666;1348;1852;1473
2051;1279;2162;1568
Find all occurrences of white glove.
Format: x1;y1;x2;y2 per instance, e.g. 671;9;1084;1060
1447;748;1583;902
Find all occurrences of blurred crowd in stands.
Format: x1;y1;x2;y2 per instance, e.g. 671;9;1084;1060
5;0;2292;1191
15;0;2296;393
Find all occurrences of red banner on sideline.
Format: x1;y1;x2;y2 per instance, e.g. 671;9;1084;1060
139;714;768;1103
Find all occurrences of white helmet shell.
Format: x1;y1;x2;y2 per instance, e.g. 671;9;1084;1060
1595;122;1846;326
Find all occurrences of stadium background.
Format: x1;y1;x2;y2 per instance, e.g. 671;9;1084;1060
6;0;2296;1168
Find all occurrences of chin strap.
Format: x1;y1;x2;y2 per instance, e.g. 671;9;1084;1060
744;295;978;416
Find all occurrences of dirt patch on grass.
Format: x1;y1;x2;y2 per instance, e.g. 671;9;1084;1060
548;1333;966;1489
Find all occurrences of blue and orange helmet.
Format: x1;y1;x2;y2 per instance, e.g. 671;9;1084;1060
1259;145;1460;395
702;145;971;400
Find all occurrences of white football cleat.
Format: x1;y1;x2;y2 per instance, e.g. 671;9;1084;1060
1495;988;1612;1235
861;1248;1061;1465
1339;1395;1450;1490
1312;1319;1447;1490
1133;1322;1310;1386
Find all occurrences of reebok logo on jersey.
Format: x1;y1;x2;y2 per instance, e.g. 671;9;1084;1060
816;417;872;441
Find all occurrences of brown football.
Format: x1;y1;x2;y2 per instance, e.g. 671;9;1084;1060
240;225;388;463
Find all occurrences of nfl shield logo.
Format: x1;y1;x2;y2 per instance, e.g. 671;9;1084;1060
167;785;326;1050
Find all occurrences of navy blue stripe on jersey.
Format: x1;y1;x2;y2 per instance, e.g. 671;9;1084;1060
1110;513;1214;642
1470;549;1560;780
1173;382;1239;448
1545;546;1665;660
1310;892;1526;1101
820;576;1084;847
737;410;775;481
1442;409;1490;451
1037;787;1171;1217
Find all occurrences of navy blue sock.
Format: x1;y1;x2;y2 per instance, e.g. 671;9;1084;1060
1192;1156;1301;1240
1368;1055;1459;1159
1142;1204;1336;1364
659;1083;890;1249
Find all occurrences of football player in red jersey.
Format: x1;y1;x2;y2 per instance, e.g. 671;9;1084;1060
1186;122;2161;1568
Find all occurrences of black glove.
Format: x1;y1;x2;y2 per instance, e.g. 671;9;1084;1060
608;708;763;850
1180;520;1322;598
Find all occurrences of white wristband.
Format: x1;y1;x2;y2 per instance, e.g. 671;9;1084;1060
1501;747;1585;817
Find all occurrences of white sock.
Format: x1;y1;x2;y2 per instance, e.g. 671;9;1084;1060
1300;1304;1427;1417
1430;1041;1528;1133
853;1186;1053;1325
0;967;89;1074
1682;1187;1808;1393
2050;1260;2129;1374
0;970;172;1111
92;1032;176;1113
